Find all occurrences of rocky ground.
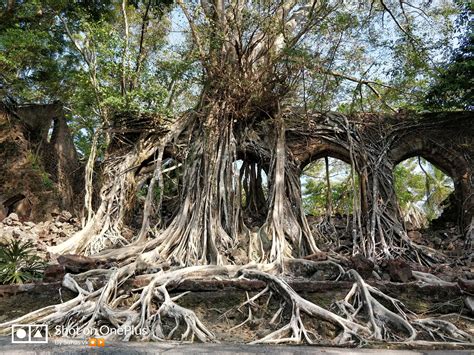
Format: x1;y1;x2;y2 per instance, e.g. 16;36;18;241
0;211;80;258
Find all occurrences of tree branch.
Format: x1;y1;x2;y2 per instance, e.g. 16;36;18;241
176;0;206;64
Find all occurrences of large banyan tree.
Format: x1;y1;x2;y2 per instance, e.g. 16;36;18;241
1;0;472;346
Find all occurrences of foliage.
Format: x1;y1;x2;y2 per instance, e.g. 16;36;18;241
0;0;195;159
26;151;54;189
393;157;454;223
0;1;467;158
425;1;473;110
393;158;425;210
0;240;46;284
295;1;461;113
0;1;469;218
302;158;355;216
302;157;454;225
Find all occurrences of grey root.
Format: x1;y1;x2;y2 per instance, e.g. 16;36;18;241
0;103;473;345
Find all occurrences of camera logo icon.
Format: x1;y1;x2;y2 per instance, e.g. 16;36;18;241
11;324;48;344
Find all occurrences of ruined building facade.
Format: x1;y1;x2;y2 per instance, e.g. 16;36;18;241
0;103;83;221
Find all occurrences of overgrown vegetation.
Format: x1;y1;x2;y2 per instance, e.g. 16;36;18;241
0;0;472;347
26;151;54;189
425;0;473;110
0;240;46;285
302;156;454;227
302;158;355;216
394;157;454;227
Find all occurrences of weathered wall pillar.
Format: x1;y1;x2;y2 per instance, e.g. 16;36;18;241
16;103;84;213
0;103;85;221
49;113;83;211
458;169;473;231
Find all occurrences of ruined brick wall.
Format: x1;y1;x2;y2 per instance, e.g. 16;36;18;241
285;111;474;233
0;103;84;221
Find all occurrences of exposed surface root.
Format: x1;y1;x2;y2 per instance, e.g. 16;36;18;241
241;269;369;344
338;270;417;341
413;319;472;343
0;260;471;346
0;264;234;341
412;271;457;286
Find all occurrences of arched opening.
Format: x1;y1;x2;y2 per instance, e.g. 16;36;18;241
394;156;455;231
389;135;473;231
301;157;355;217
235;159;269;227
301;156;362;250
46;118;56;143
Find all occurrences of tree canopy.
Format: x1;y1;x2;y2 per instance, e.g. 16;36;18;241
425;1;473;109
0;1;468;157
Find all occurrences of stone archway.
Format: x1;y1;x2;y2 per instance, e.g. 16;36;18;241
389;133;473;231
393;156;455;229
